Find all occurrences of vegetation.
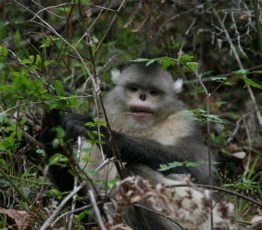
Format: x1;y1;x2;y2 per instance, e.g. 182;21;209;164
0;0;262;229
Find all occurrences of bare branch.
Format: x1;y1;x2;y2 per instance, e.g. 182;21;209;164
214;8;262;127
88;189;106;230
40;182;86;230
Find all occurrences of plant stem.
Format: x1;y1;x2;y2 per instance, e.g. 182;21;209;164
253;0;262;56
0;166;31;206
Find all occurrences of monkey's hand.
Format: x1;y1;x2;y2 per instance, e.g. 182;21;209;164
61;113;93;140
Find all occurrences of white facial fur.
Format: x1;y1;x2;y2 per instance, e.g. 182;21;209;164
107;64;185;130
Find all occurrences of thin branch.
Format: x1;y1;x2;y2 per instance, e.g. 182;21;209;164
230;12;247;57
95;0;127;53
30;0;65;20
225;110;255;144
156;3;204;37
253;0;262;56
194;70;214;230
15;0;98;93
68;136;82;230
0;95;92;115
95;157;115;172
39;182;86;230
0;167;31;206
242;118;252;180
214;8;262;127
51;203;95;227
88;189;106;230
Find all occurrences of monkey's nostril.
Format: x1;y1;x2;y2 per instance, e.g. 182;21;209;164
139;94;146;101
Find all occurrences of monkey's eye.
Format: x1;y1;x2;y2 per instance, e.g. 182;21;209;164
128;85;138;92
150;90;159;96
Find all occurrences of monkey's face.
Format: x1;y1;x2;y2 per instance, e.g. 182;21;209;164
125;84;161;123
106;63;184;130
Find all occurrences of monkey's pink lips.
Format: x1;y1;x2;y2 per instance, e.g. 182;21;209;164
130;106;154;122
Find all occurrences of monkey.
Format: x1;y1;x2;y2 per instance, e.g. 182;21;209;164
47;62;236;229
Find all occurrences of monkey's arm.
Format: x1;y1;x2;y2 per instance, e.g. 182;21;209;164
62;113;183;167
62;113;209;183
106;131;210;183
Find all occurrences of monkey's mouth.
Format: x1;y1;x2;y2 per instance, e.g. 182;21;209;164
130;106;154;122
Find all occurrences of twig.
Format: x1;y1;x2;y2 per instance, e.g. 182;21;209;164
214;8;262;127
13;2;118;48
0;95;92;115
68;136;82;230
242;118;252;180
15;0;99;97
253;0;262;56
88;189;106;230
230;12;247;57
95;157;115;172
39;182;86;230
225;110;255;144
51;203;98;227
95;0;127;53
30;0;65;20
0;167;31;205
17;127;44;149
156;3;204;37
194;70;214;230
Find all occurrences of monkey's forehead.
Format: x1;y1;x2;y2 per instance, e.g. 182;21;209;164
118;64;175;90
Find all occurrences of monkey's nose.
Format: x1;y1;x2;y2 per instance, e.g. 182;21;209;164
139;94;146;101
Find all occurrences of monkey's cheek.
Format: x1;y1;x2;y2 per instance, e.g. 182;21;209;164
132;112;153;122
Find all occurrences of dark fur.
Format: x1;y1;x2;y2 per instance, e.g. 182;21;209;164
61;113;211;184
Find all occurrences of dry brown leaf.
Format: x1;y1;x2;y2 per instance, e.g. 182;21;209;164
0;208;27;229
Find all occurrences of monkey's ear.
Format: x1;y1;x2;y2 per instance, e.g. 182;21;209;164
111;69;121;84
173;79;183;93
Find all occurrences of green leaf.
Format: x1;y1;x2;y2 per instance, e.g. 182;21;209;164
131;58;150;63
179;55;194;63
161;58;175;70
238;76;262;89
0;45;8;56
82;147;92;153
224;81;232;86
54;80;65;96
171;42;181;49
36;149;46;156
233;69;248;75
49;153;68;165
169;109;228;124
158;161;184;171
205;114;227;124
35;54;42;68
247;155;260;180
159;160;214;172
44;60;54;66
105;178;119;190
185;161;209;167
89;170;98;175
251;70;262;74
21;58;33;65
0;113;11;125
186;62;199;71
146;59;157;66
15;30;21;49
85;121;95;127
82;154;91;162
210;77;227;81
